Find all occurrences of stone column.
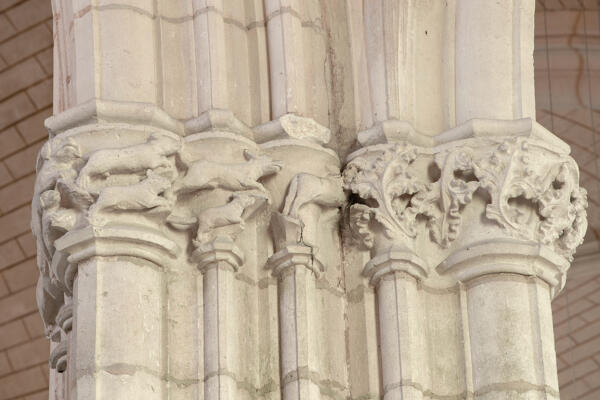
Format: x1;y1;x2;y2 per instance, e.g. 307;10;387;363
53;215;180;399
365;251;428;400
260;118;347;399
195;236;244;400
33;107;182;400
345;123;587;400
341;1;587;398
37;1;589;400
268;215;324;400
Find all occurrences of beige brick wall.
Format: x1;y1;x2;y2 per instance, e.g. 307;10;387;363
537;1;600;399
552;270;600;399
535;0;600;241
0;1;597;399
0;0;52;399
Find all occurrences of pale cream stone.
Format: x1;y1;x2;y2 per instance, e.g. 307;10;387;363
159;19;197;120
97;8;159;103
96;0;155;14
37;1;589;399
73;12;96;106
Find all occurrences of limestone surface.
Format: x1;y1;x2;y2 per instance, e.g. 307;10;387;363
35;1;587;399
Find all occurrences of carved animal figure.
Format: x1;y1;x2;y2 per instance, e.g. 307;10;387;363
76;133;180;189
39;190;77;263
89;170;172;217
36;275;64;336
173;150;282;195
55;179;94;211
37;139;83;193
195;193;258;241
32;140;84;275
282;173;346;218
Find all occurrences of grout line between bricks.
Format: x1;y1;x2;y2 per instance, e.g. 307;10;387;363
0;0;29;15
0;256;36;282
0;217;32;249
0;281;36;307
0;138;47;177
0;272;10;297
0;310;41;338
13;232;31;261
0;364;50;399
2;260;37;295
0;15;53;48
1;335;48;356
0;72;54;105
0;41;53;75
0;312;40;337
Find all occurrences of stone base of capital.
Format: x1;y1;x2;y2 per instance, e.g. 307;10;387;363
53;223;179;291
55;223;179;264
193;236;244;273
268;245;324;278
52;224;178;294
438;239;569;296
364;248;428;286
269;213;325;278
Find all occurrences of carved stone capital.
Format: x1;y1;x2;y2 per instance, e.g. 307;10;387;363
193;236;244;274
364;248;428;286
32;128;181;295
48;302;73;373
49;341;68;373
266;163;345;277
55;303;73;333
344;119;588;288
344;142;438;254
268;245;324;278
254;113;331;145
268;214;324;278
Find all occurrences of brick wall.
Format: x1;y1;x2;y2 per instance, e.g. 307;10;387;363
552;263;600;399
0;0;53;399
537;1;600;399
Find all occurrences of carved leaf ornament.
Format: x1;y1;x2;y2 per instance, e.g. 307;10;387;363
343;138;587;260
343;143;440;249
470;138;588;259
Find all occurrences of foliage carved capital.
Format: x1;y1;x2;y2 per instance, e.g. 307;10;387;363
343;136;588;266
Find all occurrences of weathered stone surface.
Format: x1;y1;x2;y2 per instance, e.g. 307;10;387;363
35;1;589;399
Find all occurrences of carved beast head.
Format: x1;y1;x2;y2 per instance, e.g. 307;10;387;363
144;170;173;193
243;149;283;175
53;138;82;162
148;133;181;155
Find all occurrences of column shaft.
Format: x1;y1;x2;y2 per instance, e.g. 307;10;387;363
203;263;237;400
466;275;559;400
279;266;321;400
72;257;165;399
377;272;424;400
455;0;535;123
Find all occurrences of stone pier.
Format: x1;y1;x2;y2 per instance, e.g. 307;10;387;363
34;1;587;399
